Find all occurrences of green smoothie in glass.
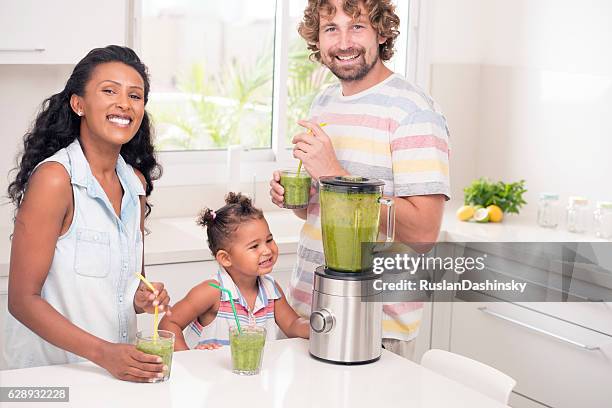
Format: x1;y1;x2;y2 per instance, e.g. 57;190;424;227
136;330;175;382
229;325;266;375
280;170;311;209
320;188;382;272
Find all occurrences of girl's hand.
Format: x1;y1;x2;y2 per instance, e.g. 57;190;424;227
195;343;223;350
134;281;171;315
98;342;166;382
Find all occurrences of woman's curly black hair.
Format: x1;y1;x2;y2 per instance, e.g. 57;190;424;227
197;192;264;255
7;45;162;217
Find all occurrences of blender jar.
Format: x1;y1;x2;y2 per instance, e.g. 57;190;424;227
319;175;394;272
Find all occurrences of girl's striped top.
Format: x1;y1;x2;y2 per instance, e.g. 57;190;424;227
184;266;281;347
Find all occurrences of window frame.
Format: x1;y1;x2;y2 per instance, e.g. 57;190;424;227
131;0;428;187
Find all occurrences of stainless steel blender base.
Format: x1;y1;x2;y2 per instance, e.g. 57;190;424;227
309;352;381;365
309;266;383;364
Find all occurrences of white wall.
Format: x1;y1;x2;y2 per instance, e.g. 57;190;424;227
0;65;74;229
430;0;612;217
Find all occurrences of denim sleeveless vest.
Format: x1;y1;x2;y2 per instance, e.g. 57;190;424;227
4;139;145;368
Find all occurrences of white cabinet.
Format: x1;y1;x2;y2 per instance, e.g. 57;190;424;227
448;300;612;408
429;242;612;408
0;0;129;64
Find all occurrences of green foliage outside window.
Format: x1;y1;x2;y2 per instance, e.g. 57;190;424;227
149;41;336;151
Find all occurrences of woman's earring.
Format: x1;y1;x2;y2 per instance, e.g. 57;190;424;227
77;111;83;116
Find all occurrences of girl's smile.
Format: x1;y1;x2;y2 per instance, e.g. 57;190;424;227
224;217;278;277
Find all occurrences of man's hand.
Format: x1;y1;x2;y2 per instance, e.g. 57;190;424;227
269;170;312;220
269;170;285;208
292;120;347;180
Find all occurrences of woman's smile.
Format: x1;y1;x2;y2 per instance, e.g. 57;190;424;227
106;113;133;128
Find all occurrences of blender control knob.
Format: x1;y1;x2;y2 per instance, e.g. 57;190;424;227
310;309;334;333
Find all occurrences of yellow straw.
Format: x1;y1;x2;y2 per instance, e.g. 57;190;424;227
153;306;159;342
296;123;327;176
135;273;159;342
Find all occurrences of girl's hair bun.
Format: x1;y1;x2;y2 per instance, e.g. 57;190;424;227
196;208;215;228
197;192;263;256
225;192;253;212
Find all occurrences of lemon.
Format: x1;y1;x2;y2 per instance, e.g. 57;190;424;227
487;205;504;222
456;205;475;221
473;207;490;223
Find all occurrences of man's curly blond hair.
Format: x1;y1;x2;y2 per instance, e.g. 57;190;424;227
298;0;400;63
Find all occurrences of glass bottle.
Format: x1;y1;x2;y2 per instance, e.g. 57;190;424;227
593;201;612;239
566;197;589;233
537;193;560;228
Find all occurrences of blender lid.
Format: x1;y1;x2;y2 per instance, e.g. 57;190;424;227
319;175;385;192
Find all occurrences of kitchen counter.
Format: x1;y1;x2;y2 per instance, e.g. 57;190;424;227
0;338;509;408
143;211;305;265
0;206;607;276
142;206;606;267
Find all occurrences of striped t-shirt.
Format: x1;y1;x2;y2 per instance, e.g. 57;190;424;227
184;266;281;347
288;73;451;341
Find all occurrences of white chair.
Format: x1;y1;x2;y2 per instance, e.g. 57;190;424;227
421;349;517;404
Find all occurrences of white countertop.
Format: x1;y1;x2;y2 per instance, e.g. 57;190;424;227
0;338;508;408
143;211;304;266
142;207;606;267
441;209;607;243
0;206;607;277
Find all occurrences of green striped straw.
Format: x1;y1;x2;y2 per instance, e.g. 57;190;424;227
209;283;242;334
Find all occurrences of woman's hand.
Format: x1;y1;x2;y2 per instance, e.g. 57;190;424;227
98;342;166;382
134;281;171;315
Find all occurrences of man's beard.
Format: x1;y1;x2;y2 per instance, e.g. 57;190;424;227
323;47;379;82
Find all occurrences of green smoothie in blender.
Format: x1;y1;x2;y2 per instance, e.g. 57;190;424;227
319;176;389;272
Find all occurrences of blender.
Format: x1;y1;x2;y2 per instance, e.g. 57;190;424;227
309;176;394;364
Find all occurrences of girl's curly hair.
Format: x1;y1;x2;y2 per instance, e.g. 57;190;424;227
197;192;264;255
298;0;400;63
7;45;162;217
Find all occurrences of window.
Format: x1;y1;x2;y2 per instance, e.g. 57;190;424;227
141;0;276;151
285;0;336;144
134;0;422;184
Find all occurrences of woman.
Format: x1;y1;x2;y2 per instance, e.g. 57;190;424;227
5;45;170;382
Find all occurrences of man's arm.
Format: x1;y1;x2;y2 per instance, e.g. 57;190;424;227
292;208;308;220
380;194;445;245
385;100;450;247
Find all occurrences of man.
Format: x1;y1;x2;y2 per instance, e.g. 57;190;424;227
269;0;450;358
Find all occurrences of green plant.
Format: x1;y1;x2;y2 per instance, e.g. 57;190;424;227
150;39;336;151
150;43;274;150
286;43;336;140
184;51;273;148
463;178;527;214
